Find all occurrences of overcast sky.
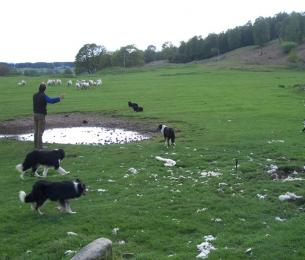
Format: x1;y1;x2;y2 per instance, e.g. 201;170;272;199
1;0;304;63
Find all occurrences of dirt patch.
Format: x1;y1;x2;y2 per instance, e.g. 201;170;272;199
269;165;305;180
0;112;158;136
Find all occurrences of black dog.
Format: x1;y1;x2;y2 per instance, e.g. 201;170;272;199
158;124;176;146
128;101;138;110
134;106;143;112
128;101;143;112
19;179;86;215
16;148;70;179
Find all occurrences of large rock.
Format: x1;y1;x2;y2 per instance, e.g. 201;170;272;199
71;238;112;260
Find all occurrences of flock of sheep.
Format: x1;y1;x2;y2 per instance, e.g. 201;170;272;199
17;78;103;90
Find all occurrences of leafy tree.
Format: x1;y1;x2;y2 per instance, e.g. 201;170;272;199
272;12;289;39
280;12;305;43
172;41;188;63
75;44;107;74
253;17;270;47
63;68;74;75
227;27;242;50
240;21;254;46
205;34;219;57
218;32;229;54
0;63;11;76
161;41;177;61
112;45;144;67
144;45;157;63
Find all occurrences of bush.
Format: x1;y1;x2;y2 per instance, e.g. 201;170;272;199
288;48;298;62
281;41;297;54
0;64;11;76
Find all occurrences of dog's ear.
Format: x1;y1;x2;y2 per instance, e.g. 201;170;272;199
78;182;86;195
59;149;65;157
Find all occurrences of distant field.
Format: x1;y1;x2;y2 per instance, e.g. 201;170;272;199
1;64;305;259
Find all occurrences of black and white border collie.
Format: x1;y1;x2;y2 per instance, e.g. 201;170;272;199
19;179;86;215
158;124;176;147
128;101;143;112
16;148;70;179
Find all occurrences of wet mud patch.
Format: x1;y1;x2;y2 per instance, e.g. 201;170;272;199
268;165;305;180
0;112;158;145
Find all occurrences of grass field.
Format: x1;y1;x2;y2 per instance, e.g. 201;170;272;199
1;64;305;259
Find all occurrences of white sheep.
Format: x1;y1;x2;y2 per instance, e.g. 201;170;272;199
67;80;73;86
17;80;27;86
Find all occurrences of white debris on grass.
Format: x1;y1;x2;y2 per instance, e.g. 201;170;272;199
196;235;216;259
245;248;252;255
170;189;181;193
67;231;78;236
267;164;278;174
112;227;119;235
155;156;176;166
200;171;222;177
211;218;222;223
267;140;285;144
26;250;32;254
282;176;305;182
248;156;254;162
128;167;138;174
218;182;228;187
275;216;287;222
64;250;77;256
97;188;107;192
196;208;208;213
257;194;267;199
279;192;303;201
168;253;177;257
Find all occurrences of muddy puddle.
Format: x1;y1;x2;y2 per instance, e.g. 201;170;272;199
0;127;150;145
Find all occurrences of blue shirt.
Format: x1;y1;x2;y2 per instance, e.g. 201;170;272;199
45;95;60;104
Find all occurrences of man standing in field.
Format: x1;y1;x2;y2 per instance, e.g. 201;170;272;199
33;83;64;149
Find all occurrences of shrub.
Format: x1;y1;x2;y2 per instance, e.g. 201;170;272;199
281;41;297;54
0;64;11;76
288;48;298;62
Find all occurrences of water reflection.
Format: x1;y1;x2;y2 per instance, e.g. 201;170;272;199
0;127;150;145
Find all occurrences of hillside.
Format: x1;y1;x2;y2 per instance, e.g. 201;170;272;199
195;40;305;69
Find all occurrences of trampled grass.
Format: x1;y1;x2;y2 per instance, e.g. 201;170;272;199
1;64;305;259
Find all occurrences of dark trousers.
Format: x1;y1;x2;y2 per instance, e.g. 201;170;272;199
34;113;46;149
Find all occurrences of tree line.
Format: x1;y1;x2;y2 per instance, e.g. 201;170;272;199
75;11;305;74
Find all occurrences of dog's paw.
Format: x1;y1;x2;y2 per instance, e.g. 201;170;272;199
67;211;76;214
34;172;42;177
56;206;65;212
37;209;44;215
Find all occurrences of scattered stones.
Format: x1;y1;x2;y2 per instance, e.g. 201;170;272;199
196;235;216;259
67;231;78;236
71;238;112;260
155;156;176;166
279;192;303;201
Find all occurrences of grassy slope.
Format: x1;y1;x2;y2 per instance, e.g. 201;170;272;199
1;64;305;259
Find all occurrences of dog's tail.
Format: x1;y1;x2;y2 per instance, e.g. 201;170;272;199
19;191;35;203
170;129;176;145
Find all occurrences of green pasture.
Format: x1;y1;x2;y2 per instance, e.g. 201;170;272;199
1;64;305;259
